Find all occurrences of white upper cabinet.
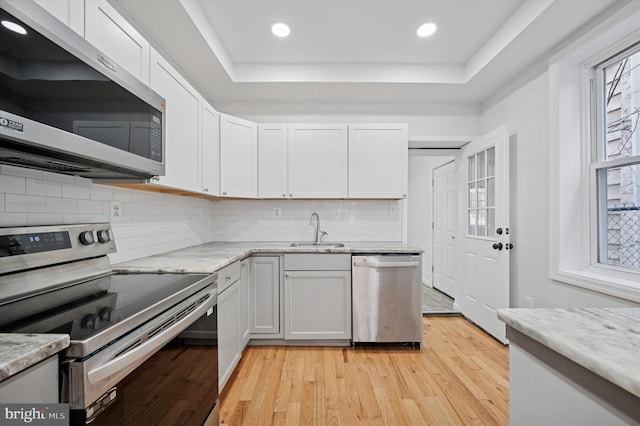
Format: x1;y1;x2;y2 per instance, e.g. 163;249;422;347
287;124;348;198
201;101;220;196
220;113;258;198
258;124;288;198
149;48;202;193
348;124;408;199
34;0;84;35
84;0;150;84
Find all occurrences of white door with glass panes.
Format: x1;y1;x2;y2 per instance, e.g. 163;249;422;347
433;161;457;298
457;126;510;343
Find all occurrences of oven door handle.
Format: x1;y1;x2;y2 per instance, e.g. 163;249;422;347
86;288;216;385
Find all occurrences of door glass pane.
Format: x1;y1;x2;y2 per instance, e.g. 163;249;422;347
477;150;486;179
478;209;487;237
468;210;477;235
487;147;496;176
468;155;476;181
487;177;495;208
468;182;477;209
477;180;486;208
487;209;495;237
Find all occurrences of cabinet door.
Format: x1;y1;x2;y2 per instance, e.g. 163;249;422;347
218;281;241;392
201;101;220;196
85;0;150;83
150;49;202;193
34;0;84;35
348;124;408;199
0;356;58;403
287;124;348;198
220;113;258;198
284;270;351;340
250;257;281;335
258;124;288;198
239;259;251;349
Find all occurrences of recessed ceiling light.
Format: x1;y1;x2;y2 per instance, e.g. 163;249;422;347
1;20;27;35
417;22;437;38
271;22;290;38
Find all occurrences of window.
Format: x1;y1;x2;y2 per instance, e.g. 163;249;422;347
592;47;640;273
467;147;496;238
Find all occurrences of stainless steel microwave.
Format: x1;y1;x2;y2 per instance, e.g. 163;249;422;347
0;0;165;180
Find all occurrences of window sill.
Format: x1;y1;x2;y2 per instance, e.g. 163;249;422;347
551;269;640;303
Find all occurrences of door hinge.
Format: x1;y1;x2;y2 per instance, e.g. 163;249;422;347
432;265;434;272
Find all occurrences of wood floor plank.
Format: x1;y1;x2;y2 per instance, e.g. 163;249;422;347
220;317;509;425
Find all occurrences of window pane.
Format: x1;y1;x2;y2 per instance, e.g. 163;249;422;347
604;51;640;161
487;177;495;208
468;155;476;181
487;147;496;176
487;208;495;237
477;180;486;208
468;210;477;235
478;209;487;237
478;151;486;179
468;182;477;209
598;163;640;270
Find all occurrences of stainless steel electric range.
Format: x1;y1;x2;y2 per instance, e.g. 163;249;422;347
0;223;219;425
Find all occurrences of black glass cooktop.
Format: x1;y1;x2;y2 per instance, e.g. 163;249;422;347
0;272;212;341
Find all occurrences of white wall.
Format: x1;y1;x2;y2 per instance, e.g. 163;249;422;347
407;152;455;285
481;72;638;308
0;165;215;264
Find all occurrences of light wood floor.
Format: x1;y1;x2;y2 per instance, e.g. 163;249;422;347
218;317;509;425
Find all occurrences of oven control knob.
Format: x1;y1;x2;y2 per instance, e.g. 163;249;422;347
98;307;113;322
97;230;111;243
81;313;99;329
79;231;95;245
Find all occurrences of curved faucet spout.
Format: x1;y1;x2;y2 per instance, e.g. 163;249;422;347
310;212;326;243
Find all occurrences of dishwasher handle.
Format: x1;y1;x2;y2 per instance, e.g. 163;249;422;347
353;260;419;268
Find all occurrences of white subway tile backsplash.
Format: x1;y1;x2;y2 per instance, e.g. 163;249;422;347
77;200;103;214
0;175;26;194
42;171;76;183
27;213;65;225
1;165;43;179
26;179;62;197
46;197;77;213
61;183;91;200
6;194;45;212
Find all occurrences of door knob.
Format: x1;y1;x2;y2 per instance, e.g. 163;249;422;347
496;228;503;235
492;242;503;250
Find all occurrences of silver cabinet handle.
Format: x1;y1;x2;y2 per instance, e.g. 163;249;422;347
353;261;419;268
225;275;232;280
86;288;216;385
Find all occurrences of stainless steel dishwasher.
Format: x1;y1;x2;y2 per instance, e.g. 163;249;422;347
352;254;422;348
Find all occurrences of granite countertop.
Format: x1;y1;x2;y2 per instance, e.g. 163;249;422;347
498;307;640;398
114;241;423;274
0;334;69;381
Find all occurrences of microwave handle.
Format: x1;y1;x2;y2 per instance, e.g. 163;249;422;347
86;288;216;385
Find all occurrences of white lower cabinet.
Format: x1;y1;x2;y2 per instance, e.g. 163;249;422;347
250;257;281;336
217;278;240;392
0;356;58;403
238;259;251;349
284;254;351;340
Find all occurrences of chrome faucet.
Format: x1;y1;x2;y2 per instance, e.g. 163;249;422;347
310;212;327;243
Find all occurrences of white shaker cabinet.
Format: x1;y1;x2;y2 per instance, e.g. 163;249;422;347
201;101;220;196
287;124;348;198
84;0;150;84
0;356;58;403
34;0;84;35
149;48;202;193
218;278;241;392
238;259;251;350
220;114;258;198
283;254;351;341
348;124;408;199
258;124;288;198
250;256;281;336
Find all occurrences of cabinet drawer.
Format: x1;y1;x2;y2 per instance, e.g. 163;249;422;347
219;260;242;292
284;254;351;271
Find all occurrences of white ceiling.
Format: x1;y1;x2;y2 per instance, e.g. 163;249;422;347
111;0;619;113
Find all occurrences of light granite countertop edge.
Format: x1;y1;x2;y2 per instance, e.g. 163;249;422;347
0;334;70;382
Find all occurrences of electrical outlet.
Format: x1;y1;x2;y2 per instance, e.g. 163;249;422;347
273;208;282;218
524;296;534;308
110;201;123;222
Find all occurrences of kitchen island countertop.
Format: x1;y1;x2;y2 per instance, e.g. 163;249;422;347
0;334;69;381
498;307;640;398
113;241;423;274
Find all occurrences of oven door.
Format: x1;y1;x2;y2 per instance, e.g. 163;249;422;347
65;286;218;425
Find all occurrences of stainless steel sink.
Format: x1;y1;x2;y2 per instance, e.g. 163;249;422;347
290;242;345;247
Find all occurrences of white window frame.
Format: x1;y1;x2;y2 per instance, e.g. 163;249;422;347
550;2;640;303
